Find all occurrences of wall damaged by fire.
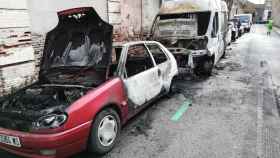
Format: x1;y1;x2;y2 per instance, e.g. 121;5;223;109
29;0;162;70
109;0;161;42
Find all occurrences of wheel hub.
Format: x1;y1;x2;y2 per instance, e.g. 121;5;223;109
98;115;117;147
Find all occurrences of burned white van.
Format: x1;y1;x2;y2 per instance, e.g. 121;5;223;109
151;0;229;75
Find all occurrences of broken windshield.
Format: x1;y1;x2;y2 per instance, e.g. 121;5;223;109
152;12;211;38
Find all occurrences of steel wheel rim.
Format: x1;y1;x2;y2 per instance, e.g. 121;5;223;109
97;115;117;147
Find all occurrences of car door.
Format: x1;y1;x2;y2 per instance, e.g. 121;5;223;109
145;43;171;91
123;44;162;107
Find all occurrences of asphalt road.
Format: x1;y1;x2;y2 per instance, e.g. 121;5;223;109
1;24;280;158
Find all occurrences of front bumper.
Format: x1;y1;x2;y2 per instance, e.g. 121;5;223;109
0;121;92;158
176;52;209;68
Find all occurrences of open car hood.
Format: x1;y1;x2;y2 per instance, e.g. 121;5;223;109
39;7;113;85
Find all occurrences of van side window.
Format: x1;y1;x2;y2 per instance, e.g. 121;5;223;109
212;12;219;37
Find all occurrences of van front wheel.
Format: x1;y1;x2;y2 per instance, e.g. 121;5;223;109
195;59;213;76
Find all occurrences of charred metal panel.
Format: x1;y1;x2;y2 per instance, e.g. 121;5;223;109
124;67;162;107
157;15;198;38
39;7;113;86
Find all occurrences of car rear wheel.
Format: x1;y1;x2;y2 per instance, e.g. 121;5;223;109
169;77;179;94
88;108;121;155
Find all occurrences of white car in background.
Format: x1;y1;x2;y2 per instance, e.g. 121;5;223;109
234;14;253;33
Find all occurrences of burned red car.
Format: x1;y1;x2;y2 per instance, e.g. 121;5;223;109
0;7;178;158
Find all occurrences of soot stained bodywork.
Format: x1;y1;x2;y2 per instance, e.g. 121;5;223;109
0;8;113;132
40;7;113;86
152;12;211;70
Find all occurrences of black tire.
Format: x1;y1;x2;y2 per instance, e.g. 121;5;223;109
168;77;178;94
88;108;121;155
202;59;213;76
194;59;213;76
221;45;227;58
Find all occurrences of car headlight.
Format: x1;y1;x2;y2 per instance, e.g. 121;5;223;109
33;113;68;129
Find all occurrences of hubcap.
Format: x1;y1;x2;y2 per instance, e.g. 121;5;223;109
98;115;117;147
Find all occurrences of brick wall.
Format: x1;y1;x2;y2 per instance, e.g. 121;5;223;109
0;0;37;96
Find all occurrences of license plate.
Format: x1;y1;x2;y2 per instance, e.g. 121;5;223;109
0;134;21;147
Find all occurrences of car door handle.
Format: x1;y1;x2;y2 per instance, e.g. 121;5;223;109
158;69;161;76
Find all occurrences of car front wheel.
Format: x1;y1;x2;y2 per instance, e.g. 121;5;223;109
88;108;121;155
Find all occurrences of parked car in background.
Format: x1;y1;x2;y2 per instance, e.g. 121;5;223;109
151;0;229;76
234;14;252;32
229;21;238;42
0;7;178;158
231;18;243;37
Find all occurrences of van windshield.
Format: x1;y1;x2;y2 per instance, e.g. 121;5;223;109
152;12;211;38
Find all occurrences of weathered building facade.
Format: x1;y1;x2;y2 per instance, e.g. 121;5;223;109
272;0;280;26
0;0;36;95
28;0;161;41
263;0;272;21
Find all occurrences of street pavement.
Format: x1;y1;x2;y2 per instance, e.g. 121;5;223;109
1;24;280;158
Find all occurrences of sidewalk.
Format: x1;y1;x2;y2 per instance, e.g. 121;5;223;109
274;26;280;35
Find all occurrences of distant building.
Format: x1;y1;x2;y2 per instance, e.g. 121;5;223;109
272;0;280;26
255;4;265;23
263;0;272;21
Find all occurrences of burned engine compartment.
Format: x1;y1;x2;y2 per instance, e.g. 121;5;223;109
0;84;89;132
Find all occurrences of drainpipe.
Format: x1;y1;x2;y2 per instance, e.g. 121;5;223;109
106;0;109;22
141;0;143;39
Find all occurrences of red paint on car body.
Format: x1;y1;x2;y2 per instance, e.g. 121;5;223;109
0;77;129;158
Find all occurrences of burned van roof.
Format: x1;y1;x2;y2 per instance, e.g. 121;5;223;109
159;0;222;15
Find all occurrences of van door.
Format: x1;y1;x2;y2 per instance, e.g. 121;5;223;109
211;12;220;63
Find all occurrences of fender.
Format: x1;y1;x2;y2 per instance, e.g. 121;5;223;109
65;78;128;130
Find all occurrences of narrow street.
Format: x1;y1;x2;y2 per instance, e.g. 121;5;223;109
1;24;280;158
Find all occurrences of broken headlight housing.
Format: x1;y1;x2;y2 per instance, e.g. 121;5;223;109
32;113;68;129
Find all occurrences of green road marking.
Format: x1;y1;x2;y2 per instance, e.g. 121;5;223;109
171;100;192;122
